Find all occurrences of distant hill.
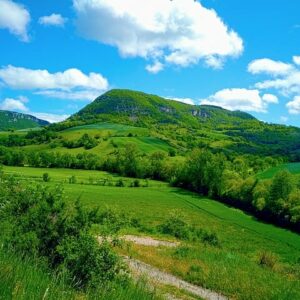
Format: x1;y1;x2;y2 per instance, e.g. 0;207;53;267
71;89;257;127
53;89;300;159
0;110;49;131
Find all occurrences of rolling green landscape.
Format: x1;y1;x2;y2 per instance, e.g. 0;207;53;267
1;89;300;300
1;165;300;299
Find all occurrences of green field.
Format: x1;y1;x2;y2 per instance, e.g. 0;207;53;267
257;162;300;179
3;166;300;299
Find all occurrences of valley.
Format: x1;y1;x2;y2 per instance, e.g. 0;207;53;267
1;90;300;300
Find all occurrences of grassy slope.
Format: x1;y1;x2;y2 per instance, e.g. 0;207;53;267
257;162;300;179
4;166;300;300
64;89;300;157
0;249;159;300
9;122;173;155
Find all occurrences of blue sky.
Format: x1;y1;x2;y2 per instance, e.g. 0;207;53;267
0;0;300;125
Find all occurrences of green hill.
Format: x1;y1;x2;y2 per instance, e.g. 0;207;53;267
0;110;49;131
58;89;300;158
71;89;256;127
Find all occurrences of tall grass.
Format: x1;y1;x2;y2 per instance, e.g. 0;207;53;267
0;248;160;300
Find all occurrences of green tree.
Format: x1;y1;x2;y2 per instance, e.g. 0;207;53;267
268;170;295;215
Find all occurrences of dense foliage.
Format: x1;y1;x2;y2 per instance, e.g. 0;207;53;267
1;141;299;231
0;176;124;289
173;150;300;231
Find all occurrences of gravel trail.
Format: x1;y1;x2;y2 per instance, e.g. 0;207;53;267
125;257;228;300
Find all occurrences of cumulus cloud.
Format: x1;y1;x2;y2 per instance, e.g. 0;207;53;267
35;90;100;101
39;13;67;27
262;94;278;103
287;96;300;115
0;96;29;112
73;0;243;72
293;56;300;66
0;65;109;101
31;112;69;123
166;96;195;105
0;0;30;41
248;58;293;76
146;61;164;74
248;56;300;107
200;88;278;113
0;95;69;123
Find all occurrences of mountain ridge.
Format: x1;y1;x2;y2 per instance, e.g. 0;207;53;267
0;110;49;131
70;89;257;128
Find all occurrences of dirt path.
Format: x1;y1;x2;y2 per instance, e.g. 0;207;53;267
124;257;228;300
123;235;179;247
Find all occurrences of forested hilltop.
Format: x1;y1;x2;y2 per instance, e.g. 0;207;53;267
56;89;300;159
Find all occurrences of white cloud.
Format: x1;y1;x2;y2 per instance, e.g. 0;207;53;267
0;0;30;41
293;56;300;66
166;96;195;105
248;57;300;109
287;96;300;115
31;112;69;123
280;116;288;123
35;90;100;101
0;65;109;101
0;96;29;112
73;0;243;72
0;95;69;123
262;94;278;103
146;61;164;74
248;58;293;76
0;65;108;90
39;13;67;27
200;88;278;113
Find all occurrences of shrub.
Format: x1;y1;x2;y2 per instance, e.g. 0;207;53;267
1;180;124;289
158;212;220;246
258;251;278;269
92;208;131;235
168;148;176;157
158;212;192;240
201;231;220;247
69;175;77;184
42;172;50;182
57;233;123;288
132;179;140;187
115;179;125;187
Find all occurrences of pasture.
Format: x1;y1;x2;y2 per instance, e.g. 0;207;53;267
3;166;300;300
257;162;300;179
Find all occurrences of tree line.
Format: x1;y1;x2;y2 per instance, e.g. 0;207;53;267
0;143;298;231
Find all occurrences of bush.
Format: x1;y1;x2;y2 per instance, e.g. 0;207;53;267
158;212;192;240
69;175;77;184
201;231;220;247
258;251;278;269
168;148;176;157
92;208;131;235
1;180;124;289
58;233;123;289
158;212;220;246
115;179;125;187
131;179;140;187
42;172;50;182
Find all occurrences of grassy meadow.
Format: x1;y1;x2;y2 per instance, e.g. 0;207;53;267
3;165;300;300
257;162;300;179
